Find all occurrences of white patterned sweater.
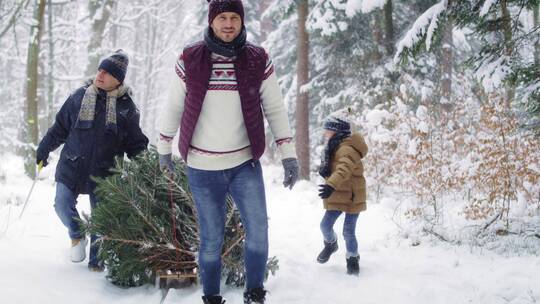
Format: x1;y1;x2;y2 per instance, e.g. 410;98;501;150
157;52;296;170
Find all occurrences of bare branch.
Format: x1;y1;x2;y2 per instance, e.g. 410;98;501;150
0;0;31;40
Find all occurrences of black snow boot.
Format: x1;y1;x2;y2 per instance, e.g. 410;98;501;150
202;295;225;304
244;287;266;304
317;240;338;263
346;255;360;275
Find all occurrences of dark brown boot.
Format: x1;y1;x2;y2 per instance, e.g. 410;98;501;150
346;255;360;275
202;295;225;304
244;287;266;304
317;240;338;263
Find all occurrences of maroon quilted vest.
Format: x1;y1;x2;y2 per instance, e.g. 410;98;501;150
178;41;267;162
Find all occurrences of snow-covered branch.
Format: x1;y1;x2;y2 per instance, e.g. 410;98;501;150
394;0;448;64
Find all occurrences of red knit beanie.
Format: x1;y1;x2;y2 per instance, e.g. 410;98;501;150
207;0;244;25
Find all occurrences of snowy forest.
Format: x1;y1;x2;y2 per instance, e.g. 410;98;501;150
1;0;540;303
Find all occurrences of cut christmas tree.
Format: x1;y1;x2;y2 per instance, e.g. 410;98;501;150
85;149;278;288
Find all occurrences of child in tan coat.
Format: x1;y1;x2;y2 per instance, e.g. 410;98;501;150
316;109;368;275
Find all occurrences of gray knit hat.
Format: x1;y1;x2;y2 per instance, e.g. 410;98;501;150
98;49;129;83
323;108;353;132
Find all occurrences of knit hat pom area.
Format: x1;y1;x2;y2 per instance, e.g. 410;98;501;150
207;0;244;25
98;49;129;83
323;107;354;133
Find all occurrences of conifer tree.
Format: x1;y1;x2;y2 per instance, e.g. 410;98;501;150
396;0;540;130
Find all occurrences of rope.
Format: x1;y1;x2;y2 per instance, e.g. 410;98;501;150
168;177;180;267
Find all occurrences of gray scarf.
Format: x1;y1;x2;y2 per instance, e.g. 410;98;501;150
76;82;130;133
204;26;247;58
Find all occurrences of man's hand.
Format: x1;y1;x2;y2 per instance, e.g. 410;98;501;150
282;158;299;190
158;153;175;173
318;184;335;199
36;147;49;167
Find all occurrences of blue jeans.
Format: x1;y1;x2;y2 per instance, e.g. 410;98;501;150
54;182;100;266
187;160;268;296
320;210;359;257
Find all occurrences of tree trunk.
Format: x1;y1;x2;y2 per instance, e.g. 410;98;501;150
382;0;395;107
440;12;453;112
383;0;394;57
23;0;46;178
534;2;540;66
500;0;514;107
46;0;54;125
110;2;118;46
296;0;310;180
259;0;273;43
142;12;157;133
371;10;384;63
131;10;141;122
84;0;115;79
500;0;513;56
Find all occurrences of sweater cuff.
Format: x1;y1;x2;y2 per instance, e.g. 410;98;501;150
156;133;174;155
276;138;296;160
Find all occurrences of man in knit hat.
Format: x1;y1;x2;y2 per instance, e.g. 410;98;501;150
36;49;149;272
156;1;298;303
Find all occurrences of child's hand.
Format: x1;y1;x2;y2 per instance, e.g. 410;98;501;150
318;184;335;199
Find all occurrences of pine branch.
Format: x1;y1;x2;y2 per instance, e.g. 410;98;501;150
222;235;245;258
126;197;169;241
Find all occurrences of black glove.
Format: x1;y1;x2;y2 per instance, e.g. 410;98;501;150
36;147;49;167
318;184;335;199
282;158;299;190
158;153;175;173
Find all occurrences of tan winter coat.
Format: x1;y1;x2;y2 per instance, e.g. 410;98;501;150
324;132;368;214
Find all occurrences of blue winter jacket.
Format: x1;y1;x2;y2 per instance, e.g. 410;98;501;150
37;84;149;194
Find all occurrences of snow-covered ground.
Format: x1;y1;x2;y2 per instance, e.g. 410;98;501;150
1;154;539;304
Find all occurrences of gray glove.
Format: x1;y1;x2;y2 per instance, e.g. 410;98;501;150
282;157;299;190
158;153;175;173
